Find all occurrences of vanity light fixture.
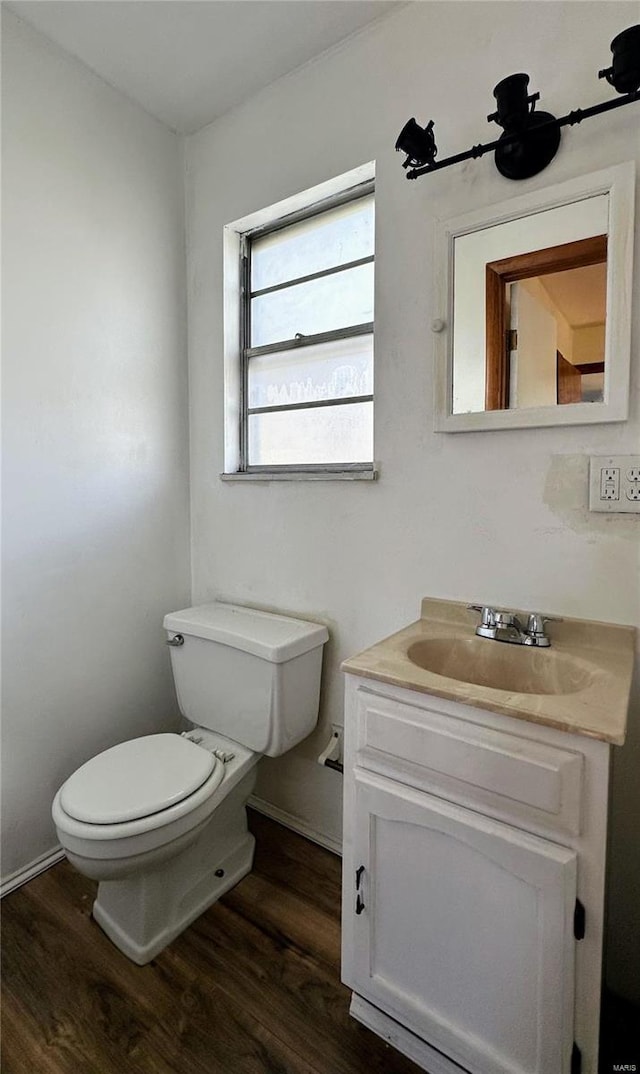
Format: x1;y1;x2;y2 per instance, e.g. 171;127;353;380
395;25;640;181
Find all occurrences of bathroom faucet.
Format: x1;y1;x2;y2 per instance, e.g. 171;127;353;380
467;606;561;647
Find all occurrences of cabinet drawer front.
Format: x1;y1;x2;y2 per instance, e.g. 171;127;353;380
356;689;583;835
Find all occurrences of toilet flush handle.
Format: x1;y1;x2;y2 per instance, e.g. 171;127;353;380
167;634;185;647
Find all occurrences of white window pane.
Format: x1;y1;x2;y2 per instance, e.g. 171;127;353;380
248;401;373;466
248;335;373;409
252;195;374;291
251;263;373;348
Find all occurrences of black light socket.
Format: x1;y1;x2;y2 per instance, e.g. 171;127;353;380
488;73;560;180
599;25;640;94
395;118;437;168
489;73;537;132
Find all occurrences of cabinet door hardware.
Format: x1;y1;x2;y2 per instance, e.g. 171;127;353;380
355;866;365;914
574;899;586;940
571;1042;582;1074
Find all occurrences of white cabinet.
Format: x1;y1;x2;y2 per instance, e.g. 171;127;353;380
342;678;611;1074
349;770;576;1074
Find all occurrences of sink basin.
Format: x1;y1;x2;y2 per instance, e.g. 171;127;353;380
342;597;635;743
406;637;593;695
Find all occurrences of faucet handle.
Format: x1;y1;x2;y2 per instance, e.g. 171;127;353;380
467;604;495;625
526;613;562;636
528;614;562;644
467;605;498;638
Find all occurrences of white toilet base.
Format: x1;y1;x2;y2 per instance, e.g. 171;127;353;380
91;770;256;965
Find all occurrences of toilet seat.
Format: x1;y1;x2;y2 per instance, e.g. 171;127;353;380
60;733;218;824
52;732;259;867
53;735;227;848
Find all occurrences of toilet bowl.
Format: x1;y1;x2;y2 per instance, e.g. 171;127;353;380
52;603;328;964
53;728;259;963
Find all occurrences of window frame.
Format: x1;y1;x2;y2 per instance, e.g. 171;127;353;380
236;179;375;477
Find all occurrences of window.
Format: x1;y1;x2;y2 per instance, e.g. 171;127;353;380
227;178;375;477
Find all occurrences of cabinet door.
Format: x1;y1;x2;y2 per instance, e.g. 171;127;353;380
346;771;577;1074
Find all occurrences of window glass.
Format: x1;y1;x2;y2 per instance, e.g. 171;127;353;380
251;195;374;292
235;179;375;472
248;401;373;467
248;336;373;409
250;262;374;348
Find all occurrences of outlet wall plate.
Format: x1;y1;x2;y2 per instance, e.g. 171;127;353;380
589;455;640;513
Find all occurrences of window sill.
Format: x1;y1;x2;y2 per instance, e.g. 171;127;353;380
220;467;378;483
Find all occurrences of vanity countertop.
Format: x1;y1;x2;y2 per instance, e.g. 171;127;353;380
342;598;636;745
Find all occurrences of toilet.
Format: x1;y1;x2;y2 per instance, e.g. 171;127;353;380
52;602;328;965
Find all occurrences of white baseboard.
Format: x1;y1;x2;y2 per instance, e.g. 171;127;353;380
248;795;342;857
0;805;341;898
1;845;66;899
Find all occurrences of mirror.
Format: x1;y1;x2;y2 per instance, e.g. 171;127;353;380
434;163;635;432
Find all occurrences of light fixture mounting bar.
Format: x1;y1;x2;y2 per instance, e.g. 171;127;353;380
405;89;639;181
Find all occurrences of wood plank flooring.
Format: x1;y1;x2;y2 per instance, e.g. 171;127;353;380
6;809;636;1074
1;811;421;1074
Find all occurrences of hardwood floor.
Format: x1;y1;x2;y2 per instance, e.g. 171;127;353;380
1;811;421;1074
4;810;639;1073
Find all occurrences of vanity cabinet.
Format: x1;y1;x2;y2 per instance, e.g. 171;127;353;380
342;677;612;1074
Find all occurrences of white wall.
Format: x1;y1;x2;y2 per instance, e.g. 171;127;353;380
186;1;640;1000
514;279;558;407
573;321;606;364
1;12;191;884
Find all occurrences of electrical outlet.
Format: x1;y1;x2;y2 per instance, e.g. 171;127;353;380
600;467;620;500
590;456;640;513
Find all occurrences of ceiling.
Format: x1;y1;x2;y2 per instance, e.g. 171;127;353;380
539;263;607;327
7;0;400;134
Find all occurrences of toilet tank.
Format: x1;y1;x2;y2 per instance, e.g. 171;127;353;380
163;603;328;756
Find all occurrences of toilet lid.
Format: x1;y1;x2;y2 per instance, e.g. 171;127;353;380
60;734;218;824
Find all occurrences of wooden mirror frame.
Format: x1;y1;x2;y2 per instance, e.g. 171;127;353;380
484;234;607;410
433;162;635;433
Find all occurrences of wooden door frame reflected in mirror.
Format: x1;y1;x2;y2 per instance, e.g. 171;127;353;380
484;234;607;410
433;162;635;432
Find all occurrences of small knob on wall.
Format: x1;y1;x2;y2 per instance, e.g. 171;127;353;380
431;318;446;333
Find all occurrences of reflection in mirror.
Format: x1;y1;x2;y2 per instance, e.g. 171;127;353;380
452;193;609;414
485;235;607;410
